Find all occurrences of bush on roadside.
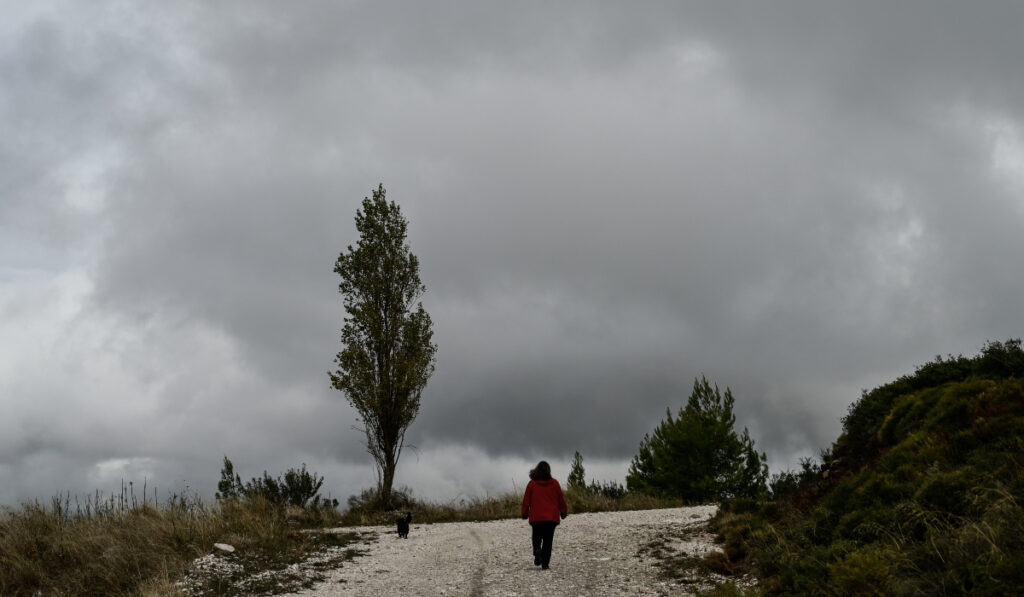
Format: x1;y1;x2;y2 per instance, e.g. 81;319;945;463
216;457;340;515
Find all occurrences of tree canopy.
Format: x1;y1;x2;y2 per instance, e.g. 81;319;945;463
330;184;436;508
626;376;767;501
568;451;586;492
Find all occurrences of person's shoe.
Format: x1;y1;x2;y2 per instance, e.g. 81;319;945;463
541;564;550;570
534;556;541;565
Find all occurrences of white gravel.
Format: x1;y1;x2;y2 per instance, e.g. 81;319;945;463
282;506;724;597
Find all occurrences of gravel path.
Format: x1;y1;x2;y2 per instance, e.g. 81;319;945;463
283;506;722;597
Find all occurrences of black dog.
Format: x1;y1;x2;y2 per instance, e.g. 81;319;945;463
396;512;412;538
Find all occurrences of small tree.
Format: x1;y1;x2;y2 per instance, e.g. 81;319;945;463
216;456;244;501
281;464;327;509
568;451;586;492
330;184;437;509
626;376;768;501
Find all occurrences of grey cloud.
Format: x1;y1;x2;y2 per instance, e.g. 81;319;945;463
3;1;1024;503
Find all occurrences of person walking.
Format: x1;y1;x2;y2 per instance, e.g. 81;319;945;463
521;461;568;570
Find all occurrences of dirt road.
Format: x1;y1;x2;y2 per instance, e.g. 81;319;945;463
283;506;723;597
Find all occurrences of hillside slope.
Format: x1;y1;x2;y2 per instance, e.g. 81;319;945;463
715;340;1024;595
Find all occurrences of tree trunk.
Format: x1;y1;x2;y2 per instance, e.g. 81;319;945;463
380;453;396;509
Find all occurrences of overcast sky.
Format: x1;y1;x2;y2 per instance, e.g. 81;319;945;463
3;1;1023;505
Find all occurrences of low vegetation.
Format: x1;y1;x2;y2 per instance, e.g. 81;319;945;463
708;339;1024;595
0;465;348;596
215;457;339;513
1;458;683;595
339;483;684;526
639;512;755;595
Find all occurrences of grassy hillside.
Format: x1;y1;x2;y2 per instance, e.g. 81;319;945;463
712;340;1024;595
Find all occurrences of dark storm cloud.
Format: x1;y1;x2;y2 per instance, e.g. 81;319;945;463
3;1;1024;502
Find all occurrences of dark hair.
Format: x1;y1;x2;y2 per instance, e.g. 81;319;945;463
529;461;552;481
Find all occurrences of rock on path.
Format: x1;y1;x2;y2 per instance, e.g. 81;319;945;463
283;506;721;597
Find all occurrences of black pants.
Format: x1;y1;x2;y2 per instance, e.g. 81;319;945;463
530;521;558;567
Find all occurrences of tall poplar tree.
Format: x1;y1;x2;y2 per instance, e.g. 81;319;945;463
330;184;436;508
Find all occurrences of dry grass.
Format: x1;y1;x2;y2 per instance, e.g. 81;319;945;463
340;486;685;526
1;483;683;595
565;487;685;513
0;488;347;597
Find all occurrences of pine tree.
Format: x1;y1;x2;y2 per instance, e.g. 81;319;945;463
568;451;586;491
215;456;243;501
626;376;768;501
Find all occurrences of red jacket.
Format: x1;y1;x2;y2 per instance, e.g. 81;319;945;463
522;478;568;523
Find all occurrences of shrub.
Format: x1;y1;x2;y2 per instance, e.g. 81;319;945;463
701;550;735;575
828;546;893;596
217;457;338;512
350;485;415;510
587;479;628;500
